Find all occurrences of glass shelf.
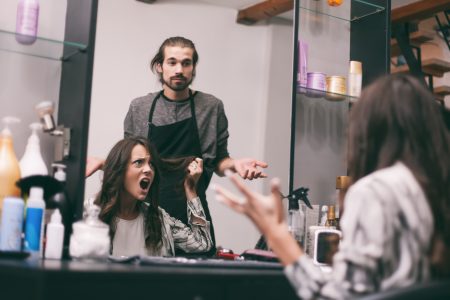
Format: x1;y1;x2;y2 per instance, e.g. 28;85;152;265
299;0;385;22
297;86;357;102
0;29;87;61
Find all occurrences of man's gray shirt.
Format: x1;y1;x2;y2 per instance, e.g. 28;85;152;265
124;91;230;181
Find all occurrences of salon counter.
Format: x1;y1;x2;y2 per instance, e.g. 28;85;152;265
0;257;298;300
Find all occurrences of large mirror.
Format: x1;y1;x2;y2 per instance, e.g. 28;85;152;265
84;0;294;253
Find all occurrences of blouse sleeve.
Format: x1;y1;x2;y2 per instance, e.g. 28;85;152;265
165;197;212;253
284;182;388;299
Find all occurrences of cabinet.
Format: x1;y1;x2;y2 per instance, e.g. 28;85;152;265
0;0;98;223
289;0;390;205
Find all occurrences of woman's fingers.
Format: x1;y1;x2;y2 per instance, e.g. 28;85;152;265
213;184;247;213
270;178;284;222
224;169;256;200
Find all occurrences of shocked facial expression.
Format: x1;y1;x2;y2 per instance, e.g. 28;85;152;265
122;144;155;202
156;46;195;92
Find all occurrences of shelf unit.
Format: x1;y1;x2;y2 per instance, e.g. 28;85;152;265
289;0;390;204
0;29;87;61
1;1;98;227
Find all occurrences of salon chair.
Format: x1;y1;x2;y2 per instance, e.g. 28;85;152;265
358;279;450;300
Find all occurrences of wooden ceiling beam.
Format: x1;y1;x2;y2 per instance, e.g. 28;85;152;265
392;0;450;24
237;0;294;25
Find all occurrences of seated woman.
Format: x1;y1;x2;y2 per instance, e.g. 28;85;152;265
214;74;450;299
94;136;212;257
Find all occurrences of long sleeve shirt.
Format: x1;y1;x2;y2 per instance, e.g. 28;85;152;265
112;197;212;257
284;162;434;299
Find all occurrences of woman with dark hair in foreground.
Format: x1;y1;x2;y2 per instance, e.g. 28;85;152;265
214;74;450;299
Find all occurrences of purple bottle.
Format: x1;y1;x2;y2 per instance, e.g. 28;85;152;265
15;0;40;45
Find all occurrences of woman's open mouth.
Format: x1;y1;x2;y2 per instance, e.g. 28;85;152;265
139;178;151;191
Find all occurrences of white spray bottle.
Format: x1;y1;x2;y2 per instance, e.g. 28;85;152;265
20;122;48;178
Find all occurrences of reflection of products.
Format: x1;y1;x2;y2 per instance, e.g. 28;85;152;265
0;117;21;211
287;197;306;247
313;228;341;266
48;163;70;250
325;205;338;228
69;204;110;260
0;197;24;251
298;40;308;88
326;76;346;95
35;101;56;132
24;187;46;257
15;0;40;45
44;209;64;259
307;72;327;91
348;61;362;98
20;123;48;178
306;225;323;256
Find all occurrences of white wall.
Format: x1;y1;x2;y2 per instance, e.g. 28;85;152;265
85;0;293;253
0;0;67;173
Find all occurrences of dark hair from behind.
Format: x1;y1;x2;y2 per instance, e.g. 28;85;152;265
94;136;163;251
150;36;199;75
347;74;450;277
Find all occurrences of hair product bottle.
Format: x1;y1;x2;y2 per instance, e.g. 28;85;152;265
19;122;48;178
24;187;46;257
15;0;40;45
348;60;362;99
0;117;21;212
287;197;306;247
44;209;64;259
0;196;24;251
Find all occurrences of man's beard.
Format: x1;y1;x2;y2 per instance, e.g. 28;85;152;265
162;75;194;92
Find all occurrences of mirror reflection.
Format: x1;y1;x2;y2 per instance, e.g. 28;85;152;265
84;0;294;256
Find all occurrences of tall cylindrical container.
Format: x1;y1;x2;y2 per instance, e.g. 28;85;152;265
15;0;40;45
45;209;64;259
0;117;21;212
348;61;362;99
24;187;45;257
0;197;24;251
297;40;308;88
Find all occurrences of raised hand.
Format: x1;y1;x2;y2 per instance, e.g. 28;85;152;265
233;158;268;180
213;170;284;236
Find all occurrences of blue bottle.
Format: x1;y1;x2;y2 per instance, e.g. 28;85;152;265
24;187;45;256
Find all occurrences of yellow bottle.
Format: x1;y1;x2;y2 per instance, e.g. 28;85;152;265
0;117;21;211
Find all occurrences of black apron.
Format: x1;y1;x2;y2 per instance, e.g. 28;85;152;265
148;90;216;256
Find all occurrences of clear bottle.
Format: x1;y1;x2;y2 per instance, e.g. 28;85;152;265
0;117;21;212
15;0;40;45
44;209;64;259
19;122;48;178
69;204;110;260
24;187;46;257
287;198;305;247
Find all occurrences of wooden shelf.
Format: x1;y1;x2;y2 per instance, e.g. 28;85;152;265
392;0;450;24
391;30;435;57
237;0;293;25
392;58;450;77
434;85;450;102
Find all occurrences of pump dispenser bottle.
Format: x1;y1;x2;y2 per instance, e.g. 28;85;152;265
0;117;21;211
20;122;48;178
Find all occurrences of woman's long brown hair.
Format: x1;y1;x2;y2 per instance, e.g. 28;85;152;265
347;74;450;277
